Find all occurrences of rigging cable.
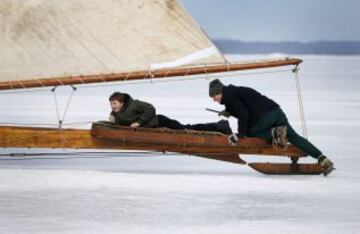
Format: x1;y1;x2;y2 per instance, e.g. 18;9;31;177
0;151;176;160
0;67;294;142
293;65;308;138
51;85;77;129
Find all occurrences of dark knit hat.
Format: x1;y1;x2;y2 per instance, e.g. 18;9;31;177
209;79;224;97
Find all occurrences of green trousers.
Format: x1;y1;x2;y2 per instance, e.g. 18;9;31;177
247;108;322;158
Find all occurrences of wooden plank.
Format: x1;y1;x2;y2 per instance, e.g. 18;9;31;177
248;163;323;175
91;122;306;157
0;126;95;149
0;59;302;90
0;124;306;158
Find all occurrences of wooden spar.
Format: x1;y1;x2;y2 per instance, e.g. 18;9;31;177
0;58;302;91
0;123;305;158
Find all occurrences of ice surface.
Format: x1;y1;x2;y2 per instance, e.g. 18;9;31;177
0;55;360;233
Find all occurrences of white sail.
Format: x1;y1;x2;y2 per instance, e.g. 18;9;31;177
0;0;225;82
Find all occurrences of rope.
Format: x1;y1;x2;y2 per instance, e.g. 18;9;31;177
51;85;77;129
203;64;209;80
0;66;299;145
75;67;293;89
293;66;308;138
0;121;94;128
52;87;62;128
61;86;77;125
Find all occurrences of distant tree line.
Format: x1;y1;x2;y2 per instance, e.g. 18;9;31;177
214;39;360;55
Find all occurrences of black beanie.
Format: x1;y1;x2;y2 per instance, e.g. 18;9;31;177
209;79;223;97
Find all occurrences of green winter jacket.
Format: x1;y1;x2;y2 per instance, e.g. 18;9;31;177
111;93;159;127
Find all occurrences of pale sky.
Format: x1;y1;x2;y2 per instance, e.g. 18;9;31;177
180;0;360;42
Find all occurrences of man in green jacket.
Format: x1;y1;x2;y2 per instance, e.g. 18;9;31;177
108;92;232;134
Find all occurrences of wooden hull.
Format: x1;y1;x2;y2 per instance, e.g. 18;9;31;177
90;122;306;157
0;123;305;157
0;124;248;164
0;122;322;175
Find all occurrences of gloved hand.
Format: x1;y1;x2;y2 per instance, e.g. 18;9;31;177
227;133;239;146
218;110;231;118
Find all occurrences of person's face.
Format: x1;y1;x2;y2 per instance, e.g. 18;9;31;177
212;93;223;104
110;100;124;112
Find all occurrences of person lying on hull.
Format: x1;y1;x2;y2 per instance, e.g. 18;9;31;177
108;92;232;135
208;79;335;176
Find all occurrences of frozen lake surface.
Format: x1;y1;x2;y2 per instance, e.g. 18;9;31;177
0;55;360;233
